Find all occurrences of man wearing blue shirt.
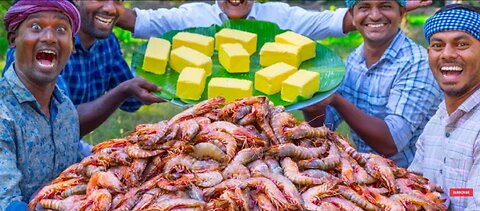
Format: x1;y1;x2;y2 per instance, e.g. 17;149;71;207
117;0;432;40
3;0;164;137
302;0;443;168
1;1;81;210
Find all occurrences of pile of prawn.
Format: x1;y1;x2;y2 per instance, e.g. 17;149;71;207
30;96;447;211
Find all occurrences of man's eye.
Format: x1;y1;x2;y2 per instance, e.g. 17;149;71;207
57;26;66;32
31;23;41;30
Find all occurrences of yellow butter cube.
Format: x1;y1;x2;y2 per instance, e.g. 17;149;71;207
176;67;207;100
143;37;171;74
215;28;257;55
259;42;301;67
281;69;320;102
170;46;212;76
219;43;250;73
275;31;316;61
255;62;297;95
172;32;214;57
208;78;252;102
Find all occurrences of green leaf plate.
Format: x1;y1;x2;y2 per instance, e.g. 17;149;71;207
132;20;345;111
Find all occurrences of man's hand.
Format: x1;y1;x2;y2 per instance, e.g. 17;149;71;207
406;0;432;11
302;92;338;113
122;77;164;105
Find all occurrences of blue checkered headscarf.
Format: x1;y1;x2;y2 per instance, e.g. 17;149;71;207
424;5;480;43
345;0;407;8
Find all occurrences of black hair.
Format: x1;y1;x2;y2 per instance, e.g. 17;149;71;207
436;3;480;14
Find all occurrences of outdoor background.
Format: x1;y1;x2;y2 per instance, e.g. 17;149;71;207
0;0;475;145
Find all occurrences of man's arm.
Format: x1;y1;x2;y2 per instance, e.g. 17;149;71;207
0;119;25;210
77;77;162;136
117;8;136;32
303;93;398;156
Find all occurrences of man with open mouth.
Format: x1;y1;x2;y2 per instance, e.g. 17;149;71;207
117;0;432;40
408;4;480;210
0;0;81;210
3;0;165;152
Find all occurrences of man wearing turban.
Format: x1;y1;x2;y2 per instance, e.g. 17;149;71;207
409;4;480;210
3;0;164;141
0;0;81;210
303;0;443;168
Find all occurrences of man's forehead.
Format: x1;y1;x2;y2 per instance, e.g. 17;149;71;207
431;31;477;41
26;11;70;22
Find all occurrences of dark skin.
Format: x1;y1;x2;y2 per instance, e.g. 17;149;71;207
8;11;74;119
71;0;163;136
302;1;410;157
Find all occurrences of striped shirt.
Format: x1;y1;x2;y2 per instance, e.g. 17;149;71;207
408;88;480;211
325;30;443;167
3;33;143;112
0;67;81;209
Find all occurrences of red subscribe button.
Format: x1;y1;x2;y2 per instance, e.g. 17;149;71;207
450;188;473;197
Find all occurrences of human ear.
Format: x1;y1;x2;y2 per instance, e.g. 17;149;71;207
7;32;17;48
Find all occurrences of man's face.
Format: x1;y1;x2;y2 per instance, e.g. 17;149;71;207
351;0;405;44
428;31;480;97
76;0;124;39
10;11;73;86
220;0;254;19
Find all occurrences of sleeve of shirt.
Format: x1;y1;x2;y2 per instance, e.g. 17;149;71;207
277;6;348;40
466;137;480;209
384;51;442;153
407;134;425;175
108;35;143;112
132;3;216;39
0;118;25;210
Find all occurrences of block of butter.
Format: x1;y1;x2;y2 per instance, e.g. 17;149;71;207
143;37;171;74
275;31;316;61
208;77;252;102
281;69;320;102
259;42;301;67
255;62;297;95
170;46;212;76
176;67;207;100
172;32;214;57
215;28;257;55
219;43;250;73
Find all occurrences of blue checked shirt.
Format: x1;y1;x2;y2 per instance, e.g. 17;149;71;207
325;30;442;168
409;88;480;211
0;66;81;210
3;33;143;112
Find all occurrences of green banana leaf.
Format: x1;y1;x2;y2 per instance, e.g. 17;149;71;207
132;20;345;111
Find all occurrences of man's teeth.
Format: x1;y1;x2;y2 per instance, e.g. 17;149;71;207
230;0;241;3
441;66;462;71
368;23;385;28
40;49;56;56
95;16;113;24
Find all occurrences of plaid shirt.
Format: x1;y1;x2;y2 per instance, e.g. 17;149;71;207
3;33;143;112
408;88;480;211
325;30;442;167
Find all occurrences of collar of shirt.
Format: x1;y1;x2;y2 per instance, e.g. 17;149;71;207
214;2;258;23
4;65;68;109
354;29;405;72
439;87;480;124
73;33;100;53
